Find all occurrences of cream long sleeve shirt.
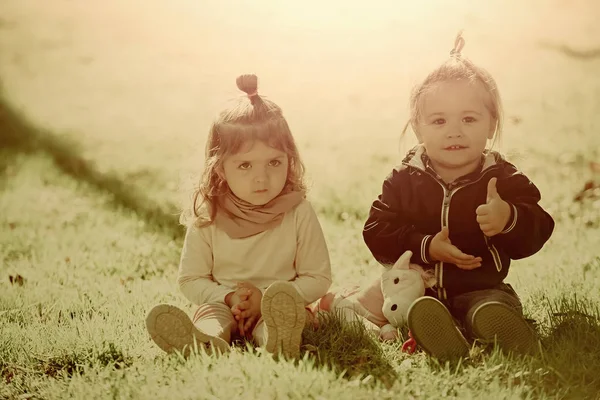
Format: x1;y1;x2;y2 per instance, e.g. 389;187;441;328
177;199;332;306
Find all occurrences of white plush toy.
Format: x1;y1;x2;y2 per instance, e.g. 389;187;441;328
317;250;434;341
379;250;429;340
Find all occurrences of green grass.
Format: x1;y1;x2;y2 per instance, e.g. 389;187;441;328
2;92;600;400
2;1;600;398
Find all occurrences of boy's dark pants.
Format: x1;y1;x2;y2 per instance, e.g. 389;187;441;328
426;283;523;339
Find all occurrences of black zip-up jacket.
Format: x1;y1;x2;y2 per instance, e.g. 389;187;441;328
363;146;555;299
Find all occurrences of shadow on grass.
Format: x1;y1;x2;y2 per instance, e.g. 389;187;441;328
225;310;398;386
535;295;600;399
1;341;131;387
301;311;397;387
302;294;600;397
0;92;183;239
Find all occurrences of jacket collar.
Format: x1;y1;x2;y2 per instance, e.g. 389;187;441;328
402;145;503;185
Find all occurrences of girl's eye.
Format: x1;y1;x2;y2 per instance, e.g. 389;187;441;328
432;118;446;125
238;162;251;170
268;159;282;167
463;116;476;123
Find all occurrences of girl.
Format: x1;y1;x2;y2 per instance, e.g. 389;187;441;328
145;74;331;358
363;34;555;359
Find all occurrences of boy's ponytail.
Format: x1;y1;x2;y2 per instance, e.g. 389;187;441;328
400;31;503;152
449;31;465;59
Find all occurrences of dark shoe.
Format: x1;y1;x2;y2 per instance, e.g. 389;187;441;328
407;297;470;359
261;281;306;358
146;304;230;356
471;301;538;354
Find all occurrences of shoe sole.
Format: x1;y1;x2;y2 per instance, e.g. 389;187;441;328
407;297;470;359
471;301;538;354
261;282;306;358
145;304;229;356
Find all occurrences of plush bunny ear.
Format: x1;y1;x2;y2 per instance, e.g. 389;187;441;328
393;250;412;270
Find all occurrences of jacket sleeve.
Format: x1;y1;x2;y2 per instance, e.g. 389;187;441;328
177;225;233;305
363;169;435;266
490;171;555;259
291;201;332;304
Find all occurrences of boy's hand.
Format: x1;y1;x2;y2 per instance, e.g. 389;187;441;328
231;282;263;337
429;227;482;270
476;178;511;237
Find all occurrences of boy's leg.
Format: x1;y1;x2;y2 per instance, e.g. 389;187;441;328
450;284;538;354
260;281;306;358
146;303;231;356
407;296;470;359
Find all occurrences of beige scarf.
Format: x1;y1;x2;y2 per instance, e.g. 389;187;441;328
214;189;305;239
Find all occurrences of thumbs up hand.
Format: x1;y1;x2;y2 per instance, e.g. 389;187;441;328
476;177;511;237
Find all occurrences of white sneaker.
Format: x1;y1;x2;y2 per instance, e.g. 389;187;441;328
145;304;230;356
261;282;306;358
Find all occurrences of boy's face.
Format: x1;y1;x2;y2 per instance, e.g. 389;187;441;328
221;140;289;206
416;80;496;183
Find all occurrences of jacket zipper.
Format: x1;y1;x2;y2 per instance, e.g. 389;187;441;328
438;184;459;300
417;168;503;299
484;236;503;272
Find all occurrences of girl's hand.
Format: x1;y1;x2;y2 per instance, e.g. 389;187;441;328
476;178;511;237
429;227;482;270
225;290;243;308
226;288;251;335
231;282;263;336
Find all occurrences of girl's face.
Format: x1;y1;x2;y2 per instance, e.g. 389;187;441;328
221;140;289;205
416;79;496;183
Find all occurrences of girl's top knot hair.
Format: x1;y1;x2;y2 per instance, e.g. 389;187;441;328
236;74;259;99
450;31;465;58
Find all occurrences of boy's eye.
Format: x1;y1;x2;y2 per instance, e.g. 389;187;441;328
463;116;476;123
268;159;282;167
238;162;251;170
432;118;446;125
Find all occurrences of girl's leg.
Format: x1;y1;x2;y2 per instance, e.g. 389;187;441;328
251;319;267;347
256;281;306;358
146;303;231;356
253;308;316;349
192;302;237;344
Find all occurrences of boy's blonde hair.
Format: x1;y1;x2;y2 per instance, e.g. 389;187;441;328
402;32;504;147
181;74;306;227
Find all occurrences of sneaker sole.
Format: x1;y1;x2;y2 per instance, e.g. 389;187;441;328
471;301;538;354
407;297;470;359
261;282;306;358
145;304;229;356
